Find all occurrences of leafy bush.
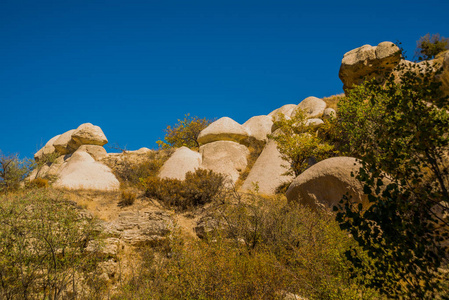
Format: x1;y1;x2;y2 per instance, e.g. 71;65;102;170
114;194;379;300
157;114;212;149
105;149;172;188
143;169;226;210
0;189;104;299
119;189;137;206
0;151;33;193
269;110;337;177
28;177;49;188
415;33;449;61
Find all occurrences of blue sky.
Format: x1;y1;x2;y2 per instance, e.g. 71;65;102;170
1;0;448;158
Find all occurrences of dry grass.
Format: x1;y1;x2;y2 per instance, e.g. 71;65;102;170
322;93;345;111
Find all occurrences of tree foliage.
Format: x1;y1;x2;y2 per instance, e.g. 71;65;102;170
0;151;33;193
335;60;449;298
157;114;212;149
269;110;336;177
415;33;449;61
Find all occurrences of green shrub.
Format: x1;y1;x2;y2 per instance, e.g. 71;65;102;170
119;189;137;206
415;33;449;61
156;114;212;149
143;169;226;211
105;149;172;188
0;151;33;193
0;189;104;299
114;194;380;300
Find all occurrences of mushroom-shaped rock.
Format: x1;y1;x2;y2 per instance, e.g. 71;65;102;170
241;140;294;194
243;115;273;142
268;104;297;121
54;151;119;191
197;117;249;145
75;145;108;161
339;41;401;91
53;129;79;154
200;141;249;183
158;146;202;180
286;157;367;211
322;108;336;120
71;123;108;146
34;135;61;161
296;96;327;118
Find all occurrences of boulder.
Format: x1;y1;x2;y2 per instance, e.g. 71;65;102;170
305;118;324;127
102;210;173;246
296;96;327;118
158;146;202;180
71;123;108;146
197;117;249;145
200;140;250;183
286;157;367;211
268;104;297;121
322;108;336;120
241;140;293;194
54;151;119;191
75;145;108;161
339;41;401;91
242;115;273;141
53;129;79;154
34;134;61;161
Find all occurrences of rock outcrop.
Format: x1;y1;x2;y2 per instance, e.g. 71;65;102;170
102;210;173;246
200;140;249;183
32;123;120;191
296;96;327;118
53;151;120;191
242;115;273;142
286;157;367;211
240;140;293;194
339;41;401;91
268;104;297;121
34;135;61;161
158;146;202;180
198;117;250;145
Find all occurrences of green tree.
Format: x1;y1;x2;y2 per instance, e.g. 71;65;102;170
269;110;336;177
0;151;33;193
415;33;449;61
335;60;449;298
157;114;212;149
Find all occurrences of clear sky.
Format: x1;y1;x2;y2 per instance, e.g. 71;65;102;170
1;0;448;158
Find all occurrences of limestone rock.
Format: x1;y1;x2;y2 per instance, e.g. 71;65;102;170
34;135;60;161
53;129;79;154
242;115;273;141
286;157;367;211
54;151;119;191
200;140;249;183
158;146;202;180
339;41;401;91
322;108;336;120
75;145;108;161
198;117;249;145
102;210;173;246
296;96;327;118
241;140;293;194
71;123;108;146
437;50;449;96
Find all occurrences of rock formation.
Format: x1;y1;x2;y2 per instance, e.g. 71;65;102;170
197;117;250;145
286;157;367;211
339;41;401;91
158;146;202;180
